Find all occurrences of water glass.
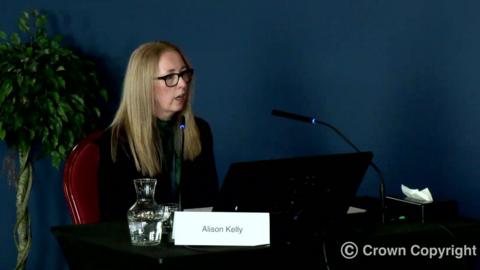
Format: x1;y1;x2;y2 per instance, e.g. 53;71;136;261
161;203;180;242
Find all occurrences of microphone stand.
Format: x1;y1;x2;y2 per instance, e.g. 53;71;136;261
178;116;186;211
272;109;386;224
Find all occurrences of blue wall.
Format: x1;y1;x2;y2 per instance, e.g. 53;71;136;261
2;0;480;269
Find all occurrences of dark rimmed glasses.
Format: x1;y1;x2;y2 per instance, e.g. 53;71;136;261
154;69;194;87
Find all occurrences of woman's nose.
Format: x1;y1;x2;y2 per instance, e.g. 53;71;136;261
177;76;187;88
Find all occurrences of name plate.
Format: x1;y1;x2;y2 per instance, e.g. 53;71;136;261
173;212;270;246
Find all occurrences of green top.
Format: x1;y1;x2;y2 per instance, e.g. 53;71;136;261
157;119;182;199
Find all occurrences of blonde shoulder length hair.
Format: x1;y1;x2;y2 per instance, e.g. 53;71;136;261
110;41;201;177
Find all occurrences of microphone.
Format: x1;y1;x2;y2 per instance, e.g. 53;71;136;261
271;109;316;125
179;116;186;130
271;109;386;224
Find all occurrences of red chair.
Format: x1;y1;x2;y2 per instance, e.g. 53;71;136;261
63;130;103;224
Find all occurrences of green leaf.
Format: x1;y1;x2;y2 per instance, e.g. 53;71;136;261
54;118;62;131
41;128;49;142
96;107;102;117
19;139;28;153
17;74;24;87
19;13;30;32
51;151;61;168
35;14;47;28
57;77;65;89
13;117;23;130
66;130;74;147
51;92;60;102
71;94;85;108
0;79;14;104
28;61;37;72
0;122;5;140
11;33;21;45
58;145;65;156
29;128;35;140
57;106;68;122
53;35;63;42
46;100;55;114
0;31;6;40
100;88;108;101
51;39;60;49
59;101;72;114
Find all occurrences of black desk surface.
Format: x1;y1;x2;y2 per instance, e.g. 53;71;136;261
52;221;276;269
52;200;480;270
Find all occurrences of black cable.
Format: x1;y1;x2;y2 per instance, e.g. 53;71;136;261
436;224;456;239
322;240;331;270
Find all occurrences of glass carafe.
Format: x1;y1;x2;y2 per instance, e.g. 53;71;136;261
127;178;164;246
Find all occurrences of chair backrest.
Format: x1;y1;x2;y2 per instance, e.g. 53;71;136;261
63;131;103;224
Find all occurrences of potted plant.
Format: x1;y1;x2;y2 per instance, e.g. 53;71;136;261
0;10;107;269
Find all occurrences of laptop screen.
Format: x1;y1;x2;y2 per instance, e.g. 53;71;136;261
213;151;373;243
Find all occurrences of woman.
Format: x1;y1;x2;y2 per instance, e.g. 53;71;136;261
97;41;219;221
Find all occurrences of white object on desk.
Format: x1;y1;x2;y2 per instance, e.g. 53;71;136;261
347;206;367;214
173;212;270;246
183;206;213;212
401;184;434;203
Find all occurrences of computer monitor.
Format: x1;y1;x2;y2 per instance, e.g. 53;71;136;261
214;151;373;243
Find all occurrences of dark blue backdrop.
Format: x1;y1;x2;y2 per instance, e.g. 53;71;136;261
1;1;480;269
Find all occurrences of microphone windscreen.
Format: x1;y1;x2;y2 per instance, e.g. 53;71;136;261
179;115;186;129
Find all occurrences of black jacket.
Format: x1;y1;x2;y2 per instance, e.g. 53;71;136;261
96;117;219;221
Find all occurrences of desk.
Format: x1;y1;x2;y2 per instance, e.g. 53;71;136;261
52;209;480;269
51;222;277;269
